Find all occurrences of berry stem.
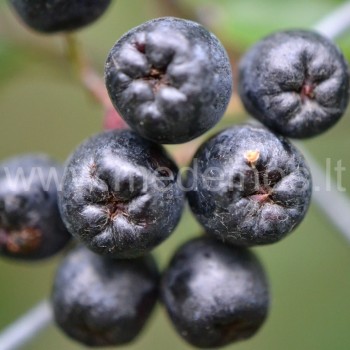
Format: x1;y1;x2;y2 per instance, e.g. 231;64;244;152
64;34;110;107
64;34;126;130
158;0;198;22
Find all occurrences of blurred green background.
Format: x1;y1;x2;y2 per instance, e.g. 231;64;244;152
0;0;350;349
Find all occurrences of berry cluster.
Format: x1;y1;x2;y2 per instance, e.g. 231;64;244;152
2;1;350;349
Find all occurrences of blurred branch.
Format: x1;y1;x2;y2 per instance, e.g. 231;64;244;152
314;1;350;39
298;146;350;243
300;1;350;243
0;300;52;350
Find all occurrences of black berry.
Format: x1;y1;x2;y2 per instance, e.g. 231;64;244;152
161;236;269;348
105;17;233;144
59;129;184;259
187;124;312;246
9;0;112;33
52;245;159;347
0;154;71;260
239;30;350;138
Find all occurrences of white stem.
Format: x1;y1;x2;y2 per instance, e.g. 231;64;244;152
298;146;350;243
313;1;350;39
0;301;52;350
306;1;350;243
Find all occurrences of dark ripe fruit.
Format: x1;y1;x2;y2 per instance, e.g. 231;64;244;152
239;30;350;138
52;245;159;347
161;236;269;348
9;0;112;33
0;154;71;260
187;124;312;246
105;17;233;144
58;129;184;259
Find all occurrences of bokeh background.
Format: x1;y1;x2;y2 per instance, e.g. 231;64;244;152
1;1;350;349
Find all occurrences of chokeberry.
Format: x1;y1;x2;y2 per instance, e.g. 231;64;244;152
105;17;233;144
52;245;159;347
9;0;112;33
0;154;71;260
58;129;184;259
161;236;270;348
239;30;350;138
186;124;312;246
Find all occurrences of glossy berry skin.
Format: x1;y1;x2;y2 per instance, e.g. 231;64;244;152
52;245;159;347
9;0;111;33
0;154;71;260
161;237;269;348
239;30;350;138
187;124;312;246
105;17;233;144
59;129;184;259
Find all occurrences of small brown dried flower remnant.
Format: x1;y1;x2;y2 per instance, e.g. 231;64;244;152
0;227;42;255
